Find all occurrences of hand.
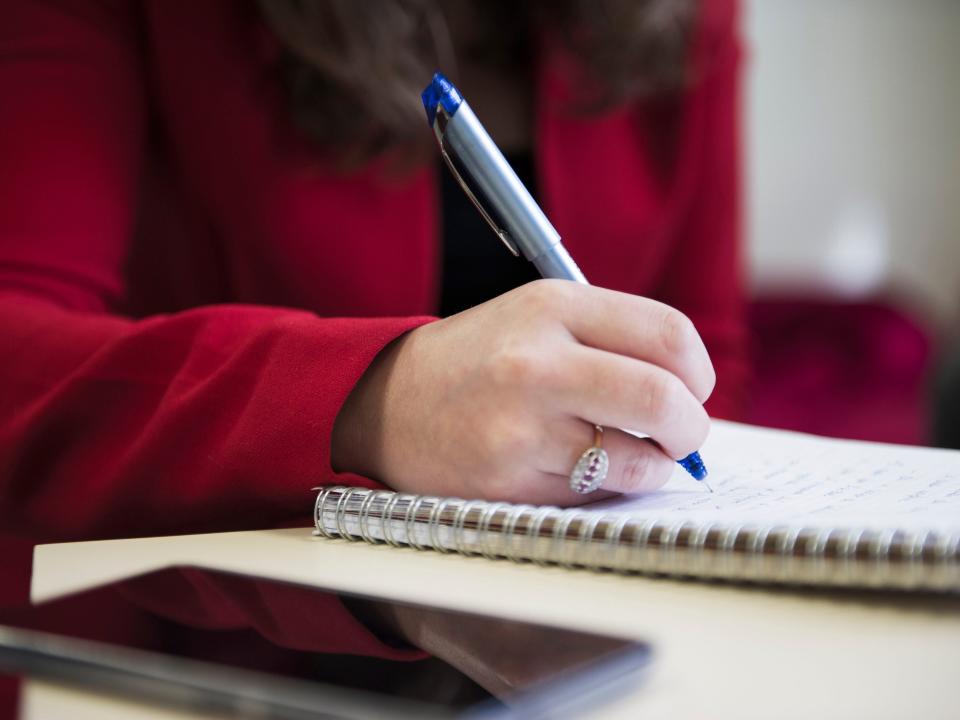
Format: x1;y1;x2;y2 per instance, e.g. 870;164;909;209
332;280;715;506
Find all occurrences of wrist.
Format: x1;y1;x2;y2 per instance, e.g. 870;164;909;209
330;330;412;481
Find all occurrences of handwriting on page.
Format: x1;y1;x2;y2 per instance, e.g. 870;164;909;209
590;424;960;531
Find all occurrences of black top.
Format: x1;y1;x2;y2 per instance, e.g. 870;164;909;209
437;152;541;317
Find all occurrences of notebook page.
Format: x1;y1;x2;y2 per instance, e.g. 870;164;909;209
587;421;960;533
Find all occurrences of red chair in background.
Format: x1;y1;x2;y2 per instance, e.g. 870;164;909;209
745;298;934;446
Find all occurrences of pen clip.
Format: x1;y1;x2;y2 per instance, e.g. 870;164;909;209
433;107;520;257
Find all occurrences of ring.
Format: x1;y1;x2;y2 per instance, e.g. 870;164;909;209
569;425;609;494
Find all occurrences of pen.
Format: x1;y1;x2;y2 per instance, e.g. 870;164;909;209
421;72;710;488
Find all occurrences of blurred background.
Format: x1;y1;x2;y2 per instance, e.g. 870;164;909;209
741;0;960;447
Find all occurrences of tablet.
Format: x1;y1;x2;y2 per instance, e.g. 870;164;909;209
0;567;651;719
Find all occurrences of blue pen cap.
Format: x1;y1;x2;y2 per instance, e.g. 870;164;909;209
421;72;463;127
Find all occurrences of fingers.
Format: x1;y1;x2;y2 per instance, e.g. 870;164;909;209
515;473;621;508
544;281;716;403
593;429;676;494
551;345;710;459
540;423;675;495
376;281;714;507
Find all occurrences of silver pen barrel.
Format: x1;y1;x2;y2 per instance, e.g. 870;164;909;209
443;102;588;284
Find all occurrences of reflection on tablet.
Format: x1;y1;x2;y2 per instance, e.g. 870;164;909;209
0;568;652;719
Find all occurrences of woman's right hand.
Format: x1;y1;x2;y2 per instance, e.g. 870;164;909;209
331;279;715;506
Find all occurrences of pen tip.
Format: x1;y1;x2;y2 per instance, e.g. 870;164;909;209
704;480;714;494
678;451;708;481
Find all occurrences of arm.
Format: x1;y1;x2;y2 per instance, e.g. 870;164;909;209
0;3;429;538
0;0;433;661
1;0;721;556
653;0;748;420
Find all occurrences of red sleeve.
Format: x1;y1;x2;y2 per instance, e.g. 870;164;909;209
0;5;428;541
0;0;433;660
653;0;748;420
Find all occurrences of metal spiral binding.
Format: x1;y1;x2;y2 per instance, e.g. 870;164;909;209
606;513;634;571
808;527;834;582
477;502;508;560
527;505;560;566
835;526;864;582
576;513;606;569
312;487;960;590
404;495;429;551
550;511;579;569
775;525;803;583
748;524;775;581
718;522;748;579
453;500;486;556
356;490;383;544
380;492;403;547
427;497;454;553
631;519;657;572
500;504;533;563
335;487;362;540
659;520;688;575
312;487;328;538
687;521;715;577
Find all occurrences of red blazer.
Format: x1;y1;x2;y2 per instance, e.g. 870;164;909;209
0;0;745;657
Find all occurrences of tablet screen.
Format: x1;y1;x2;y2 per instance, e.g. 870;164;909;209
0;567;651;719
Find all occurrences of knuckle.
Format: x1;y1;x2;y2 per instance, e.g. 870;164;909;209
520;279;570;316
659;309;698;358
618;451;654;491
488;347;544;388
483;413;537;458
641;371;684;428
696;363;717;403
689;404;712;448
701;361;718;402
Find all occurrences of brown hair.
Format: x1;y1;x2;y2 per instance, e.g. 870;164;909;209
258;0;697;163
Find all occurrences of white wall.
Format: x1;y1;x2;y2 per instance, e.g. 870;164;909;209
744;0;960;327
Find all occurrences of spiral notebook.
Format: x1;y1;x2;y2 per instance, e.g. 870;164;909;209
314;422;960;592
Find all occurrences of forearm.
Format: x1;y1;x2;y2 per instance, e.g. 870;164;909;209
0;292;432;540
